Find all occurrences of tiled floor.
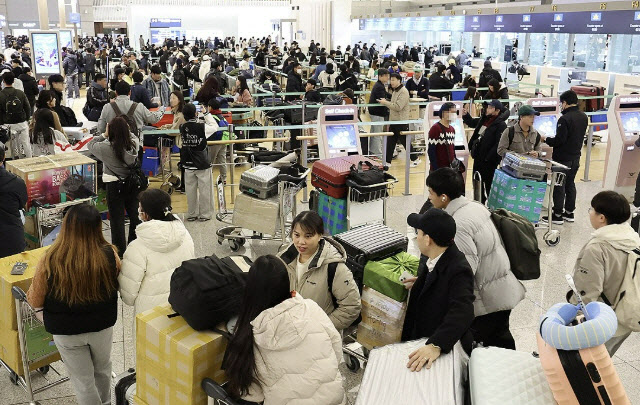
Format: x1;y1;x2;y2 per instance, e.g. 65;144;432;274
2;97;638;404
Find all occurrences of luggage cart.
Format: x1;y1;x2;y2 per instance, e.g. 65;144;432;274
216;169;310;251
1;287;70;404
144;130;181;195
536;160;568;247
346;174;398;229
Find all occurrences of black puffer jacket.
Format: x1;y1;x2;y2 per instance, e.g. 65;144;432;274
18;73;39;109
545;105;588;161
464;107;510;169
0;167;27;258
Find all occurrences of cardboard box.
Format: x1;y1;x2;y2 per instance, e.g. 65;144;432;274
132;395;150;405
357;287;407;350
0;248;49;330
6;152;97;209
136;304;227;405
488;169;546;223
232;192;279;235
363;252;419;303
0;322;61;376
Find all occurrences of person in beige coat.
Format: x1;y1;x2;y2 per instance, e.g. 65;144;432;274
569;191;640;356
224;255;346;405
278;211;361;331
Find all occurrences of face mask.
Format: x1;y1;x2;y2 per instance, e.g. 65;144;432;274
297;69;302;74
448;113;458;122
138;207;145;222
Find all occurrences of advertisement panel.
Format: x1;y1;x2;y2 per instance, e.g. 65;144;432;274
30;31;61;78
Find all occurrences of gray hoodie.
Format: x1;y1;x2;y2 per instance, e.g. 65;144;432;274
87;134;140;181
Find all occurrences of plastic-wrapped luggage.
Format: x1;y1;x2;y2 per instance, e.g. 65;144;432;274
239;165;280;199
469;346;556;405
317;191;348;236
355;339;469;405
311;155;383;199
536;333;630;405
501;152;547;181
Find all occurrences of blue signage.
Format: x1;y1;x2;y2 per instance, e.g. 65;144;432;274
68;12;80;24
149;18;181;28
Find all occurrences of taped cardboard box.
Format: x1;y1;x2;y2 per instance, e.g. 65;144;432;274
136;304;227;405
357;287;407;350
6;152;97;209
0;323;61;376
0;248;49;330
232;192;279;235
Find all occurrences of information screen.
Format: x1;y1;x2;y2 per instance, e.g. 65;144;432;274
59;30;73;49
619;111;640;134
31;32;60;76
450;120;466;148
533;115;558;138
326;124;358;151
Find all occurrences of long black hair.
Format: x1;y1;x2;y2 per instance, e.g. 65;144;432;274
138;189;177;221
236;76;249;94
225;255;291;398
30;108;56;145
107;116;135;162
290;210;324;236
36;90;56;109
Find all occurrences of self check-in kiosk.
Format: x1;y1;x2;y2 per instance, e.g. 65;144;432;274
424;101;470;170
317;104;362;160
603;95;640;200
526;97;561;159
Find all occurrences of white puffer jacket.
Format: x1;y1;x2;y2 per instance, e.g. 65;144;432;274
243;294;346;405
445;196;526;316
118;219;195;315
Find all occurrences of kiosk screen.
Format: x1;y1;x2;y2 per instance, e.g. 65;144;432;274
620;111;640;135
533;115;558;138
326;124;359;151
32;33;61;75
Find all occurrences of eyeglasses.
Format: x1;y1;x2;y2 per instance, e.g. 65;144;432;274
588;207;594;213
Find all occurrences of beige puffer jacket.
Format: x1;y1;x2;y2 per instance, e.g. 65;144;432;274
387;84;410;121
243;294;346;405
278;237;361;330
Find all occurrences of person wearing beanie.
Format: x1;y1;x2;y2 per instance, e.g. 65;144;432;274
463;99;510;202
402;208;475;371
424;168;525;350
478;60;503;98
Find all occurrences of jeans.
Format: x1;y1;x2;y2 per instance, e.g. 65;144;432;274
105;182;140;257
185;168;213;219
208;145;227;181
8;122;31;158
66;74;80;98
53;327;113;405
552;158;580;216
85;70;96;87
368;114;386;158
471;310;516;350
386;124;416;164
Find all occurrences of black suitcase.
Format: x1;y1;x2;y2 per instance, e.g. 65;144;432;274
334;224;408;290
113;368;136;405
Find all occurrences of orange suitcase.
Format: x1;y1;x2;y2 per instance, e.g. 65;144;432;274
536;333;630;405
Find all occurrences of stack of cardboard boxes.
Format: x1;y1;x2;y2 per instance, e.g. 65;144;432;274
0;248;60;376
487;169;547;223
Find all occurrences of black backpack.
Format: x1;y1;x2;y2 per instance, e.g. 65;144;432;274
5;94;25;124
172;69;187;88
490;208;541;280
168;255;252;331
110;102;139;136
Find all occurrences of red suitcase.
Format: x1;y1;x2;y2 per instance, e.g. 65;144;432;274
571;85;605;112
311;155;383;199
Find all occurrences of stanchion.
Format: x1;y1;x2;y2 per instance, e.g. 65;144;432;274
582;123;596;182
404;134;412;196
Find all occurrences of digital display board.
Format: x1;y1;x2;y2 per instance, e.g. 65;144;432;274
359;16;465;32
59;30;73;49
30;31;61;77
150;18;182;28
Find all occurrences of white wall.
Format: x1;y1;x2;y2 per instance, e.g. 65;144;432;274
291;0;331;49
330;0;353;50
127;5;291;45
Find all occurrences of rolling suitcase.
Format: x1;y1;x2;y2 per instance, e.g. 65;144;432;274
112;368;136;405
571;85;606;112
311;155;383;199
239;165;280;199
501;152;547;181
536;333;630;405
469;347;556;405
334;223;408;290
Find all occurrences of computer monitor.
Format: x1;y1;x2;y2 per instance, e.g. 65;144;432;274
326;124;359;153
619;111;640;135
533;115;558;138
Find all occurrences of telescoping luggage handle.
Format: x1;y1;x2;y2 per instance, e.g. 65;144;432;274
565;274;591;320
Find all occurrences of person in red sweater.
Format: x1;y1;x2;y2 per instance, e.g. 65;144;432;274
427;102;458;173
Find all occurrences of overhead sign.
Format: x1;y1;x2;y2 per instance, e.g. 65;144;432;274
465;10;640;34
150;18;181;28
359;16;465;32
68;13;80;24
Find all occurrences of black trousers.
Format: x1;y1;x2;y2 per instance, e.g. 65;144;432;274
106;182;141;257
85;70;96;87
386;124;415;164
552;158;580;216
473;164;497;204
470;310;515;350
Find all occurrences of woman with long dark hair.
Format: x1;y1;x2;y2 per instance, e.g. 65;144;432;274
225;255;346;404
232;76;253;106
87;116;141;256
27;204;119;405
30;108;70;156
33;89;65;134
195;76;221;105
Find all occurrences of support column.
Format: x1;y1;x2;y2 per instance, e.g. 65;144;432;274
58;0;66;29
566;33;575;67
38;0;49;31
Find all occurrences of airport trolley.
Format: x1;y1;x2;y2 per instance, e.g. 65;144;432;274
1;287;70;404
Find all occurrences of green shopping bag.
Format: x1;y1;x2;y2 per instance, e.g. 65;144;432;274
363;252;419;302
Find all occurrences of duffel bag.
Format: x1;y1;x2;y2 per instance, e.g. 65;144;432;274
346;161;388;202
168;255;252;331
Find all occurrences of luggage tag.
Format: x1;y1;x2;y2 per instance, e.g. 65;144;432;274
11;262;28;276
565;274;590;320
399;270;414;283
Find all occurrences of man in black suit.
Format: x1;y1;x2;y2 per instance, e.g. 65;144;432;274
402;208;475;372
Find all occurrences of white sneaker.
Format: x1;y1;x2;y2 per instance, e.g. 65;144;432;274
410;158;422;168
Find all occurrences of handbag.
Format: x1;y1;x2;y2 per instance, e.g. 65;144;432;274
117;159;148;194
346;161;387;202
443;124;465;174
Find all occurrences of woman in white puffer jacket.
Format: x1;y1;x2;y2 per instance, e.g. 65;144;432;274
118;189;195;316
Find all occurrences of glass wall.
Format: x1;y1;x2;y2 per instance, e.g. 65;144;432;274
572;34;607;70
608;34;640;73
528;33;546;65
545;33;570;67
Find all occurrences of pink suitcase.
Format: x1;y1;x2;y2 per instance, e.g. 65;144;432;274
536;333;630;405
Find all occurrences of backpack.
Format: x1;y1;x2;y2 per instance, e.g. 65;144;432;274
490;208;541;280
5;93;25;124
168;255;252;331
323;94;344;105
172;69;187;88
606;248;640;332
208;114;233;141
110;101;139;136
507;126;541;150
